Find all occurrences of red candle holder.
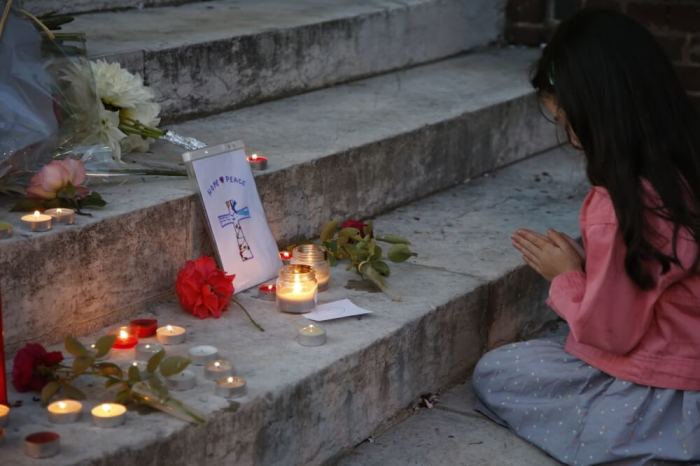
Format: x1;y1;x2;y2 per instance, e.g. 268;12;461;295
112;327;138;349
129;319;158;338
246;153;268;171
257;283;276;301
279;250;292;265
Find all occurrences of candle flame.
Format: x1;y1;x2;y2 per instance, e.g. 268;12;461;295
293;281;302;294
33;210;40;217
58;401;66;409
227;376;234;383
166;325;173;331
57;208;62;214
214;361;220;368
145;344;150;349
132;362;138;367
251;153;258;160
101;404;111;413
119;329;129;340
267;284;273;291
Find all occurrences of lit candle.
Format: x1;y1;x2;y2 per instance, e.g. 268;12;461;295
276;265;318;314
112;327;138;349
215;376;247;398
134;342;163;361
204;359;233;381
0;221;12;239
156;325;186;345
188;345;219;365
279;250;292;265
257;283;276;301
165;369;196;391
21;211;52;232
47;400;82;424
129;318;158;338
297;324;327;347
23;431;60;459
0;404;9;427
292;244;331;291
128;360;148;375
44;207;76;225
91;403;126;428
246;153;268;171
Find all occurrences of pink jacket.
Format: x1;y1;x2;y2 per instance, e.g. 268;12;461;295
548;185;700;391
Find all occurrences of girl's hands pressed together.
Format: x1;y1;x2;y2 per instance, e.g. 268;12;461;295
511;228;584;281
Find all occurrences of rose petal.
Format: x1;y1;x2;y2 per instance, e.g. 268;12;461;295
60;159;87;186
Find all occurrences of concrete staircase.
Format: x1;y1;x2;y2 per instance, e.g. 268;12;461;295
0;1;588;464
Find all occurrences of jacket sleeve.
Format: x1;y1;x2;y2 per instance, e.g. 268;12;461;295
547;223;667;354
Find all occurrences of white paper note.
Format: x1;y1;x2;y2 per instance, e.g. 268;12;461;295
304;299;372;322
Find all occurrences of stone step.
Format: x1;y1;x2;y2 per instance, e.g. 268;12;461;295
57;0;504;121
1;147;587;466
23;0;206;16
0;49;556;355
337;383;562;466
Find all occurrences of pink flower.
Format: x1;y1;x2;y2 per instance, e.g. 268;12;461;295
26;160;88;200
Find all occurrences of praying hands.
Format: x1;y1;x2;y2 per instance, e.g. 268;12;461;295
511;228;584;281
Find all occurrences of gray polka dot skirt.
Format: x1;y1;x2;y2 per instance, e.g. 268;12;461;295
472;335;700;466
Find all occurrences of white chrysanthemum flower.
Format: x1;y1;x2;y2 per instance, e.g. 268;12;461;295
90;60;156;111
97;106;127;162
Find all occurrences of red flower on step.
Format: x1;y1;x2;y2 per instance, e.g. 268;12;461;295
340;219;367;231
176;256;235;319
12;343;64;393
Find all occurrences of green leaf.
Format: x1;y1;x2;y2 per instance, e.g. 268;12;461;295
159;356;190;378
115;388;132;405
94;335;116;358
363;222;374;239
359;262;401;302
80;191;107;208
64;336;89;357
10;198;45;212
105;378;122;389
94;362;123;378
372;260;391;277
147;375;169;398
387;244;417;263
60;382;86;400
320;220;339;242
147;349;166;373
339;227;361;242
128;365;142;384
376;234;411;245
368;243;382;262
41;381;61;405
72;356;94;375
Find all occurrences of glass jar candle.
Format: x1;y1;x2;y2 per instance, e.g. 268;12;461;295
276;264;318;314
291;244;331;291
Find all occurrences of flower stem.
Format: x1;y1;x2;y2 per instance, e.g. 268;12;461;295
119;117;166;139
234;299;265;332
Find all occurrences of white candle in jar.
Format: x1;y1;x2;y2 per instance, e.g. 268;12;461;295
21;211;52;232
135;342;163;361
91;403;126;428
215;376;247;398
204;359;233;381
0;405;9;427
156;325;186;345
44;208;76;225
47;400;82;424
297;324;327;347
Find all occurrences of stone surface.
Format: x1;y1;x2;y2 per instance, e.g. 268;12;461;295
59;0;505;120
337;384;562;466
23;0;204;15
0;49;558;355
0;147;584;466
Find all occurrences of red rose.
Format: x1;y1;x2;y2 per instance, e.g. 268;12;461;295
12;343;64;393
340;219;367;232
176;256;235;319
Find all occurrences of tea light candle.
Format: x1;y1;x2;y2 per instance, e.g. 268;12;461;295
0;222;12;239
112;327;138;349
204;359;233;381
156;325;186;345
47;400;82;424
24;431;60;458
246;153;268;171
21;211;52;232
215;376;247;398
188;345;219;365
166;369;196;391
0;405;9;427
279;250;292;265
297;323;327;347
129;318;158;338
135;342;163;361
257;283;276;301
44;207;76;225
91;403;126;427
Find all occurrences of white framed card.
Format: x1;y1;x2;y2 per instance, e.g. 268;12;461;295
183;141;282;293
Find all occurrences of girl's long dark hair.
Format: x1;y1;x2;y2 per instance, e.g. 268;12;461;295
532;9;700;289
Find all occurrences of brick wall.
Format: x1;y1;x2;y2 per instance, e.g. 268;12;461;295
505;0;700;110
